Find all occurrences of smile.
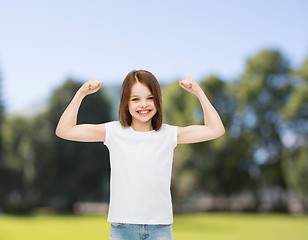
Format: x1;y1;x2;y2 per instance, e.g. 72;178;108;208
137;110;152;115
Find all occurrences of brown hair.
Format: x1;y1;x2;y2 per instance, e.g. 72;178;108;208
119;70;163;130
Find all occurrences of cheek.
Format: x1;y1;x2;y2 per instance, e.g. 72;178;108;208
152;102;157;111
151;105;158;115
128;103;136;113
128;105;132;113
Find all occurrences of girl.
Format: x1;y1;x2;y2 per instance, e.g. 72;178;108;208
56;70;225;240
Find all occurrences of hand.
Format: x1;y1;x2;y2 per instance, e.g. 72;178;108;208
79;78;103;96
179;77;202;95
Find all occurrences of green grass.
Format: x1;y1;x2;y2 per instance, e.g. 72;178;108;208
0;213;307;240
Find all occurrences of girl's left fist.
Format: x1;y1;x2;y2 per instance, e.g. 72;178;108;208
179;77;202;95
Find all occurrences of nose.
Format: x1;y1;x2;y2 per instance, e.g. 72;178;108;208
140;99;148;108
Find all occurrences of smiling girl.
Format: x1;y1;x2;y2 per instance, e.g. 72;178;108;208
56;70;225;240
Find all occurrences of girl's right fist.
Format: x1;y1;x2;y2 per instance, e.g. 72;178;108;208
79;78;103;95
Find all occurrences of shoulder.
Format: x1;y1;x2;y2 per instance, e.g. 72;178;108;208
105;121;131;134
161;123;178;147
162;123;178;130
105;121;122;129
103;121;126;146
160;123;178;135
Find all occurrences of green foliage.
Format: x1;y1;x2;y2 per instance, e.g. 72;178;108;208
1;49;308;214
162;49;307;212
282;57;308;119
282;147;308;196
244;50;289;76
162;80;198;126
0;68;5;199
0;79;112;213
162;81;199;200
2;117;33;171
31;79;112;212
280;56;308;210
194;76;253;196
297;57;308;80
0;114;36;212
236;50;291;111
282;85;308;118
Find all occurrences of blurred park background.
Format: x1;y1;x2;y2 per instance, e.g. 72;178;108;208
0;0;308;239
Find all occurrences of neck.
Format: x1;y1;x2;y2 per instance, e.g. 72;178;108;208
131;120;153;132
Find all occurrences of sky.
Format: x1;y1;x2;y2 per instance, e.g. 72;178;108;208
0;0;308;113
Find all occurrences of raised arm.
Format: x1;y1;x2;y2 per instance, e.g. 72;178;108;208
177;77;225;144
55;78;106;142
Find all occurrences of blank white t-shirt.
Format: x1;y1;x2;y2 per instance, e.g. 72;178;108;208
103;121;178;224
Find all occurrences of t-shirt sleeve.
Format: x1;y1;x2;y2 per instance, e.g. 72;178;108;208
103;121;117;147
166;124;178;149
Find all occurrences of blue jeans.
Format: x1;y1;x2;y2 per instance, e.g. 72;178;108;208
110;223;173;240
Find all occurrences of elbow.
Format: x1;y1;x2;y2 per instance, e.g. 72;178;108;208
219;128;225;137
214;126;225;139
55;128;61;138
55;126;64;139
55;126;75;140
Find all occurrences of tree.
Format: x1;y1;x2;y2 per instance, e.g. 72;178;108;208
0;67;4;165
162;80;199;206
232;50;293;211
193;76;254;197
32;79;112;212
0;67;6;209
1;116;34;212
162;76;248;211
281;56;308;212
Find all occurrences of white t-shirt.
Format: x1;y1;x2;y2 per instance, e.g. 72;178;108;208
103;121;178;224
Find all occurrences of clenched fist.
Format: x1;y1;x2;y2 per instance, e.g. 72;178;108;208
79;78;103;96
179;77;202;95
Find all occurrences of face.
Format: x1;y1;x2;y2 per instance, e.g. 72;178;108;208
128;82;157;126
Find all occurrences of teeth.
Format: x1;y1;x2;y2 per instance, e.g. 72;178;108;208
139;110;150;114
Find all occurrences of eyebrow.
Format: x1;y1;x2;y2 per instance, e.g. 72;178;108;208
130;94;153;98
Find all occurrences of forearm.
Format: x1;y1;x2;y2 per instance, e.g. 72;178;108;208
55;90;86;136
196;90;225;133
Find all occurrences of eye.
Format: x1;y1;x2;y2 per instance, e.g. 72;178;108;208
148;97;154;100
132;98;139;101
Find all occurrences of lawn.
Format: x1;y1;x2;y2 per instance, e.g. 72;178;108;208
0;213;307;240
